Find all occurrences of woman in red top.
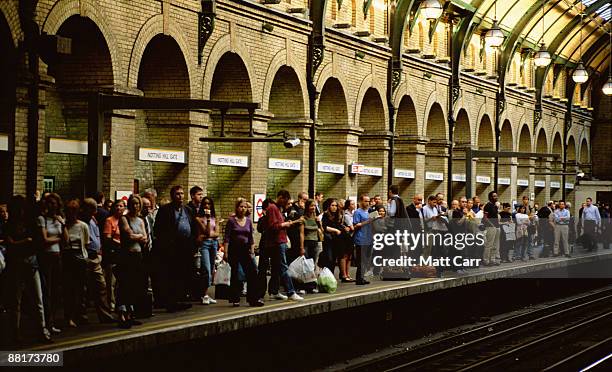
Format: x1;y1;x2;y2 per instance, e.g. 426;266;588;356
102;199;125;312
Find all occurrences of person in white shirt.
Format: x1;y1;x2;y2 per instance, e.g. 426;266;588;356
553;201;571;257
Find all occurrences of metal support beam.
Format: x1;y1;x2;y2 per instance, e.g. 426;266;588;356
87;94;104;196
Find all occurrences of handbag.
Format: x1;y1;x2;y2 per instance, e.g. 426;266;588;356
214;261;231;286
501;223;516;241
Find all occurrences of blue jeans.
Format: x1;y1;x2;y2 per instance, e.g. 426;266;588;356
265;243;295;297
199;240;218;289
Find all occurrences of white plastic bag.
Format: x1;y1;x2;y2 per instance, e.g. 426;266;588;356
288;256;317;283
214;261;231;286
317;267;337;293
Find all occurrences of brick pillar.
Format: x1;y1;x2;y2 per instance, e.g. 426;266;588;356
107;110;136;199
207;110;270;220
424;139;449;198
316;125;361;199
358;131;391;200
394;135;427;200
497;157;514;204
185;110;210;188
476;157;495;201
517;158;535;202
267;118;312;196
451;143;470;200
12;84;32;196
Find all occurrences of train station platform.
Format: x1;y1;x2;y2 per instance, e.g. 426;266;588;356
24;250;612;366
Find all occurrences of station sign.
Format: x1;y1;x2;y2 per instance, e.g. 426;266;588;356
565;182;574;189
139;147;186;164
268;158;301;171
394;169;415;179
517;179;529;187
210;153;249;168
253;193;266;223
0;133;8;151
360;166;383;177
350;163;364;174
425;171;444;181
452;174;466;182
318;162;344;174
534;180;546;188
476;175;491;184
48;138;108;156
498;177;511;185
550;181;561;188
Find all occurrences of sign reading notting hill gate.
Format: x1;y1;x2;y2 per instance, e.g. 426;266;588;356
139;147;186;164
317;162;345;174
394;169;415;179
268;158;301;171
425;171;444;181
210;153;249;168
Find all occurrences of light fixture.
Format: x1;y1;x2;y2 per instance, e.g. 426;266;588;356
421;0;443;21
572;13;588;84
534;0;551;68
485;1;504;48
572;62;589;84
355;50;366;59
603;31;612;96
534;44;552;67
262;22;274;32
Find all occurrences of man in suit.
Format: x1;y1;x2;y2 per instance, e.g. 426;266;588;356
154;185;197;312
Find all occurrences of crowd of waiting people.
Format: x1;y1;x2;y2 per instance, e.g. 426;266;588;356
0;184;610;345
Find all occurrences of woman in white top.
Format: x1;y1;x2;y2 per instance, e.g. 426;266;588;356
514;206;531;261
37;193;64;334
62;199;89;328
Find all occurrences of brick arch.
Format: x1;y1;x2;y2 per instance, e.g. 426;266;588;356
424;102;447;140
474;102;494;135
317;76;349;127
422;92;447;138
202;34;257;101
315;63;352;123
475;114;495;149
0;0;21;46
261;49;309;116
500;119;514;151
535;127;548;153
566;135;577;161
41;0;122;86
551;131;562;155
395;94;419;136
393;81;423;128
128;14;196;98
353;74;389;130
579;137;590;163
454;108;472;146
517;124;532;153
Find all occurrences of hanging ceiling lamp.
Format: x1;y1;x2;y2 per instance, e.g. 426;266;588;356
422;0;443;21
485;1;504;48
534;0;551;67
572;12;589;84
603;30;612;96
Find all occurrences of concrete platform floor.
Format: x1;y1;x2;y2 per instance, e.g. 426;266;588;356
23;249;612;364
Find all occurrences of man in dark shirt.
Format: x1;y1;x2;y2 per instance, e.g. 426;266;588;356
154;185;196;312
537;201;555;257
258;190;303;301
94;191;109;233
286;192;307;263
483;191;500;266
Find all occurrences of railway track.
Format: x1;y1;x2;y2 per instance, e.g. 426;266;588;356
339;287;612;372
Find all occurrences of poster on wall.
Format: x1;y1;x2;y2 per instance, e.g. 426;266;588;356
116;191;132;201
253;193;266;223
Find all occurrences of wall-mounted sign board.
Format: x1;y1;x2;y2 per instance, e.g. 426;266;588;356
534;180;546;188
268;158;301;171
452;174;466;182
476;175;491;184
425;172;444;181
517;179;529;187
0;134;8;151
48;138;108;156
210;153;249;168
498;177;511;185
318;162;344;174
139;147;186;164
394;169;415;179
550;181;561;188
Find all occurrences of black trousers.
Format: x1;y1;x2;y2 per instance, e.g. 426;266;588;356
159;241;193;309
228;245;258;304
582;221;597;251
115;251;145;313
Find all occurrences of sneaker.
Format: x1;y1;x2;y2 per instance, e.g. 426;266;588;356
297;290;306;295
50;327;61;335
271;293;288;300
288;293;304;301
201;296;210;305
312;288;319;294
208;297;217;304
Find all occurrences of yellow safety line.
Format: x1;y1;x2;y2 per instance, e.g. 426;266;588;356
30;278;430;351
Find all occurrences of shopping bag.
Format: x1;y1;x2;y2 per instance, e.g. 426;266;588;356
288;256;317;283
501;223;516;241
317;267;337;293
214;261;231;286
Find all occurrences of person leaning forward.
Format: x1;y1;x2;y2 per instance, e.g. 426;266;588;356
153;185;197;312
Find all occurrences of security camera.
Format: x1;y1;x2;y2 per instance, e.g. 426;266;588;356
284;138;301;148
